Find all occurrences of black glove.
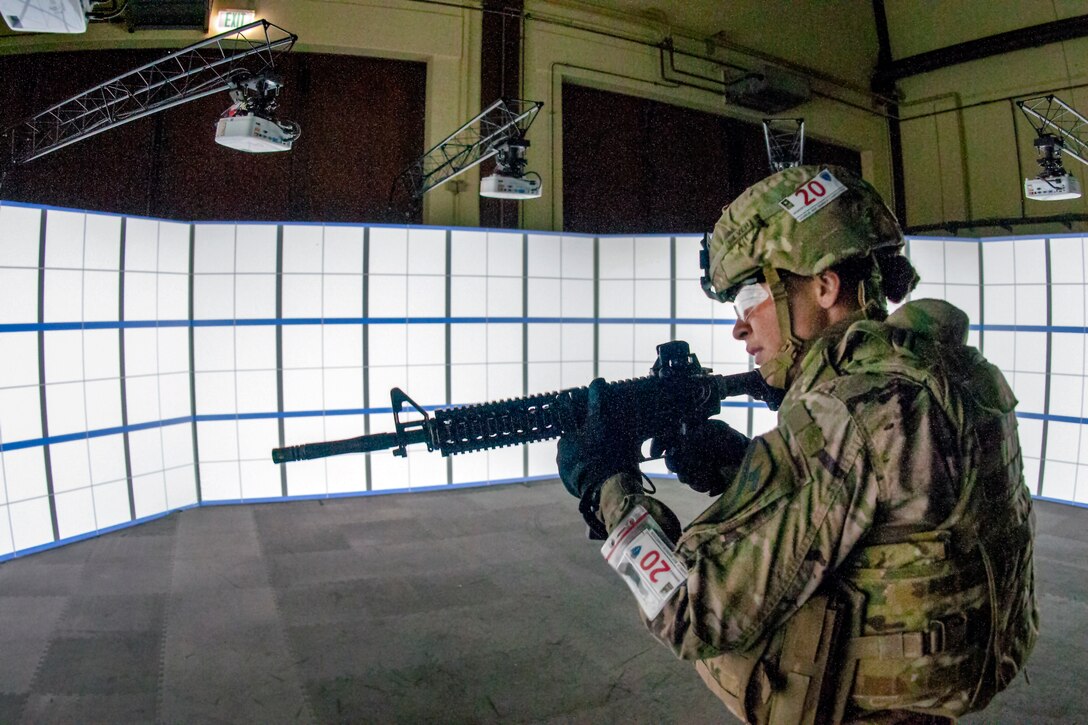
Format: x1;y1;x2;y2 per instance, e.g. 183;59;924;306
556;378;642;534
651;419;749;496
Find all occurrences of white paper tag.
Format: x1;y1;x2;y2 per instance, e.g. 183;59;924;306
778;168;847;222
601;506;688;620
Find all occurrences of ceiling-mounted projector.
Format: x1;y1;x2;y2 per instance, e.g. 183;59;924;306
1;0;88;32
1024;133;1082;201
478;138;541;200
1025;173;1082;201
214;74;300;153
215;115;295;152
724;66;811;114
480;173;541;199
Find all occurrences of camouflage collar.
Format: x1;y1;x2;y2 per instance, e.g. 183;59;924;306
786;300;974;400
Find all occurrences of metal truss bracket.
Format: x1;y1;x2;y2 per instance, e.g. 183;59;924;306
4;19;297;165
393;98;543;201
1018;95;1088;167
763;117;804;172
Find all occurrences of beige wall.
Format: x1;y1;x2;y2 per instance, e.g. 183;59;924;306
0;0;894;230
887;0;1088;233
253;1;483;227
520;0;891;231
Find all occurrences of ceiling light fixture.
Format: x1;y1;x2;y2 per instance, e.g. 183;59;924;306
0;0;89;33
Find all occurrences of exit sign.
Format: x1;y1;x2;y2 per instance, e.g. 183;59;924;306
217;9;256;31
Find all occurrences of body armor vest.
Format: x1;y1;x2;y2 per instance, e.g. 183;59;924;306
696;304;1038;724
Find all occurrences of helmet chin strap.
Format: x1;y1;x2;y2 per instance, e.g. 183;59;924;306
757;259;888;391
758;266;806;390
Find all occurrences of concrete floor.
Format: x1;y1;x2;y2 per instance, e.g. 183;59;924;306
0;479;1082;723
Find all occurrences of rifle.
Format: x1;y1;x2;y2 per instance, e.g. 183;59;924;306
271;340;784;465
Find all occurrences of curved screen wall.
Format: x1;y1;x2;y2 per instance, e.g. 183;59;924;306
0;201;1080;560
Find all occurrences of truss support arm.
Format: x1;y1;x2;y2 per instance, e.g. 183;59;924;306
763;118;804;172
394;98;543;201
1018;95;1088;167
4;19;297;164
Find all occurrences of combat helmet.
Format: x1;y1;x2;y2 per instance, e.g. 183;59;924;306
700;164;914;388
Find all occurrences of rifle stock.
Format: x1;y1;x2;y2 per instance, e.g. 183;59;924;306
271;340;783;464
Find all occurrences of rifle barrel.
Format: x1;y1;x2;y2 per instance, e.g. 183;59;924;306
272;429;425;463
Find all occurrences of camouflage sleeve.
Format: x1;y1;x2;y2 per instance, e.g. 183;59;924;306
599;387;880;659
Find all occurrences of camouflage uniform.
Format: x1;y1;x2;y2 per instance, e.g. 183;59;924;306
595;167;1037;724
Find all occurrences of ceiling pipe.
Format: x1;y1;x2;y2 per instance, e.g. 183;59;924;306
874;14;1088;87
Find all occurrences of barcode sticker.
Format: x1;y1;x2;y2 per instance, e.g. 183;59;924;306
779;169;847;222
601;506;688;619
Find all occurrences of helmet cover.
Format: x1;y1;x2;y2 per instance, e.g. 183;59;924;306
705;165;904;301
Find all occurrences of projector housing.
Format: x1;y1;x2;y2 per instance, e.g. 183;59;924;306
724;66;811;114
479;173;541;200
1025;173;1082;201
215;115;294;153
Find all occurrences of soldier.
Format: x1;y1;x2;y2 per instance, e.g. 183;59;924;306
557;165;1038;724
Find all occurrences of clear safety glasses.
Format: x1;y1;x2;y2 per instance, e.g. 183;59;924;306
732;282;771;322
